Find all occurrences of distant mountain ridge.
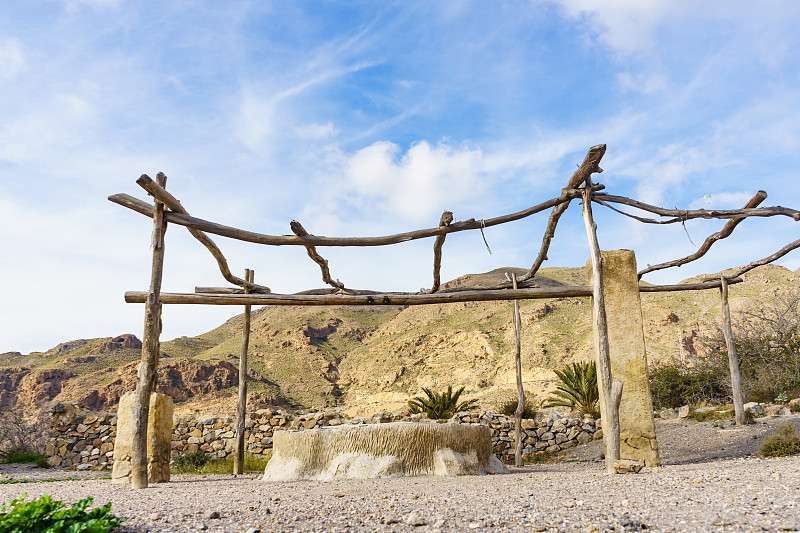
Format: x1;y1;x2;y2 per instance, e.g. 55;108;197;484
2;264;798;418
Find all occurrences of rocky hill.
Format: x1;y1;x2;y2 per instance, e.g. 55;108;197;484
1;264;798;418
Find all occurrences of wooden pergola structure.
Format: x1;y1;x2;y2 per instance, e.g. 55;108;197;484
110;144;800;487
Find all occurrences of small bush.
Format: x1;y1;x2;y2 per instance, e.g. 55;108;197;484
760;423;800;457
0;493;126;532
496;392;539;418
688;407;735;422
543;361;599;418
172;452;271;474
521;451;556;464
171;450;208;472
407;386;479;419
648;360;730;410
774;389;789;405
0;448;48;468
0;407;47;460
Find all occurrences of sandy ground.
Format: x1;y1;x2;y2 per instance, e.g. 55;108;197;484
1;415;798;532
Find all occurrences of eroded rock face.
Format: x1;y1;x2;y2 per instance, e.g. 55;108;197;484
78;359;240;410
93;334;142;353
1;367;72;411
263;422;509;481
0;367;30;410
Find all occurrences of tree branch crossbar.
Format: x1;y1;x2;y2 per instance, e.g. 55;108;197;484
110;144;799;301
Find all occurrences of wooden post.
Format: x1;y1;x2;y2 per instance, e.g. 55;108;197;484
581;182;623;474
130;172;168;489
511;273;525;467
234;269;254;474
720;275;746;425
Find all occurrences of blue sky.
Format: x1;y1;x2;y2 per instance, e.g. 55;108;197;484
2;0;799;353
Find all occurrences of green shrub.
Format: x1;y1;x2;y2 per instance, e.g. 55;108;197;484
688;406;735;422
651;289;800;409
496;392;539;418
760;423;800;457
543;361;599;418
171;450;208;472
0;493;126;532
407;386;478;419
0;408;47;463
172;451;271;474
774;388;789;404
0;449;48;468
648;359;730;410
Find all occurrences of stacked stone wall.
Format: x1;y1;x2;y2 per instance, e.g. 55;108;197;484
46;402;117;471
47;403;601;470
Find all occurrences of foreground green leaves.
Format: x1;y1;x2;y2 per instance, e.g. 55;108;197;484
0;493;126;533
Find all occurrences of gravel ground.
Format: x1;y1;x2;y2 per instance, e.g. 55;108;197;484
1;416;798;533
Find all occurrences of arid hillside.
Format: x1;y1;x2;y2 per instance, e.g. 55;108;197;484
1;264;798;418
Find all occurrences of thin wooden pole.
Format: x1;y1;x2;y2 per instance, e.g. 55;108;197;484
581;182;622;474
234;269;253;474
720;275;746;425
510;273;525;467
130;172;168;489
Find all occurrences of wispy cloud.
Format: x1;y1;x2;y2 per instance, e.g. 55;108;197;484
0;38;25;79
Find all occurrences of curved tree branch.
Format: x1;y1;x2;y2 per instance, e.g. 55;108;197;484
638;191;768;279
290;220;345;289
518;144;607;282
136;175;271;293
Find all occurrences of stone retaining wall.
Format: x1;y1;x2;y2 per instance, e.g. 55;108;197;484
46;402;117;471
46;403;601;470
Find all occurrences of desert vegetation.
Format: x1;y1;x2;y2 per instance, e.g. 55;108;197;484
543;361;600;418
759;422;800;457
407;385;479;419
649;288;800;409
0;407;47;468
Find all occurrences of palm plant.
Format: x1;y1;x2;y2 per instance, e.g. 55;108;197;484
543;361;600;418
407;385;479;419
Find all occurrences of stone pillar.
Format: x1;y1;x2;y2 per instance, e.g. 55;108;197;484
112;390;173;484
588;249;661;467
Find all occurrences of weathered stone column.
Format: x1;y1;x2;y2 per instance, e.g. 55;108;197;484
112;390;174;484
588;249;661;467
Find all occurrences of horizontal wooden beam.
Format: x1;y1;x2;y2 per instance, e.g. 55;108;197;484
638;277;742;292
129;286;594;305
126;277;742;306
109;191;580;247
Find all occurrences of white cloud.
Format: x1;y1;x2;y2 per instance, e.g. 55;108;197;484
0;38;25;79
553;0;675;55
295;121;339;140
343;140;485;221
